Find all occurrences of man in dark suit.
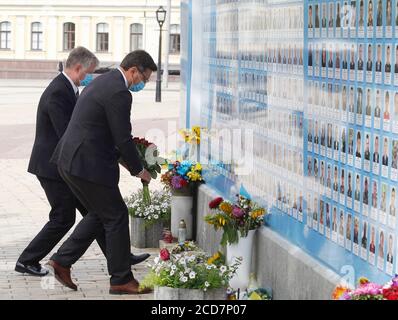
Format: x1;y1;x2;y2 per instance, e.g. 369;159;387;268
16;47;149;278
367;44;373;71
375;45;382;72
15;47;99;277
47;50;157;295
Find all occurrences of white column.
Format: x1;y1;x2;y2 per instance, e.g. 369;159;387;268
47;16;57;60
15;16;25;59
80;16;91;49
113;16;124;62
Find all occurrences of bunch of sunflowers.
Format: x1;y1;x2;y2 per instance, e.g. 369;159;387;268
205;195;266;246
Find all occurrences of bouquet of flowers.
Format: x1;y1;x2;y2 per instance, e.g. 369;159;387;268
171;241;201;254
141;248;241;291
125;189;171;228
161;160;203;195
332;276;398;300
205;195;266;246
130;137;165;204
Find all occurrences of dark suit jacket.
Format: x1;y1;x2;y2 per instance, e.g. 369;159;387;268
367;61;372;71
28;73;77;180
51;69;143;187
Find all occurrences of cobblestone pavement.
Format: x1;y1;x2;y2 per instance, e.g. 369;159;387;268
0;80;180;300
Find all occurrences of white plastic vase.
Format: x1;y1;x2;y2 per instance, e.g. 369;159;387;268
171;195;193;240
226;229;256;291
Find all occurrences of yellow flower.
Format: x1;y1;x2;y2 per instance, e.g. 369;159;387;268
250;209;265;219
194;163;202;171
207;251;221;265
219;202;233;215
192;126;201;144
359;277;369;285
179;129;191;143
332;285;350;300
218;216;226;226
192;126;201;138
187;170;202;182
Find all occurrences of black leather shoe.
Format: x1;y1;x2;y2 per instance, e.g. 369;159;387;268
130;253;150;266
15;261;49;277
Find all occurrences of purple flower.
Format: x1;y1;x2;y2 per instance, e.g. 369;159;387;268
392;275;398;287
171;176;184;189
340;292;352;300
232;206;245;218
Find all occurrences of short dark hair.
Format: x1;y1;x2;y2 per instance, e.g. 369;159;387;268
120;50;157;72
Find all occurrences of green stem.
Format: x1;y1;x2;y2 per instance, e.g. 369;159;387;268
142;181;151;205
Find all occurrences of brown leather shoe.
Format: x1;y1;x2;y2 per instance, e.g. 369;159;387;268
109;279;152;295
46;260;77;291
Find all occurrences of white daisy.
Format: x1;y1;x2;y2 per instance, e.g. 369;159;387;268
189;271;196;279
205;281;210;287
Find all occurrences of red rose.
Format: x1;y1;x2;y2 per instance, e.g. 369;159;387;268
160;248;170;261
209;197;223;209
383;287;398;300
181;179;188;187
132;137;140;143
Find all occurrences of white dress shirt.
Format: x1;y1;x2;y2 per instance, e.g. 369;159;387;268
62;71;79;96
117;67;129;88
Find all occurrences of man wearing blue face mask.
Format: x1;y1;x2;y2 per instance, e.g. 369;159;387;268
16;47;150;279
48;50;157;294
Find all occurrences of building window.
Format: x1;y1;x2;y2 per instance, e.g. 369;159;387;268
0;21;11;50
170;24;180;54
96;23;109;52
130;23;143;51
31;22;43;51
63;22;75;51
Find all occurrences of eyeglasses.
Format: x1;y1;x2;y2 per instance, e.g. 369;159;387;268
137;67;150;84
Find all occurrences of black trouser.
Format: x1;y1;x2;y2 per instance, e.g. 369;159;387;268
18;176;107;266
51;167;133;286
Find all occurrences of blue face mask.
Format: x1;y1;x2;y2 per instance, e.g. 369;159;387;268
80;74;93;87
129;81;145;92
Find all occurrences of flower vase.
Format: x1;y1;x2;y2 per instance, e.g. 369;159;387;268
188;143;200;162
171;187;193;240
226;229;256;291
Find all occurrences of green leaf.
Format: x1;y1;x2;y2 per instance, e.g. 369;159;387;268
155;164;162;173
150;170;158;179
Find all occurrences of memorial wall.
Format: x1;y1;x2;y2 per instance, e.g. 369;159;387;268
186;0;398;284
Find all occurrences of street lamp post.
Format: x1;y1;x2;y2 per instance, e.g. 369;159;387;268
155;6;166;102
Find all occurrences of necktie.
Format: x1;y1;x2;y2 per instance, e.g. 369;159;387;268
75;89;79;100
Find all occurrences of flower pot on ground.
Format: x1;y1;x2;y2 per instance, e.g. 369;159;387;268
141;248;241;300
205;195;266;291
130;217;166;248
161;160;203;240
125;189;171;249
154;286;225;300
